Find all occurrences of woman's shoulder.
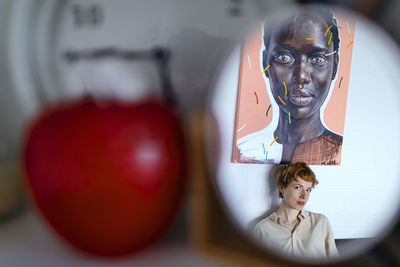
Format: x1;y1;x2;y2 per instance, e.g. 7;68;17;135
304;210;330;224
254;212;278;230
255;212;276;224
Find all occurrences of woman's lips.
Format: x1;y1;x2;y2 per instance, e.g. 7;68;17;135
297;201;305;206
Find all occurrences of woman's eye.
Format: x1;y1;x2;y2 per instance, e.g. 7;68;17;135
275;53;294;64
306;189;312;193
310;55;327;65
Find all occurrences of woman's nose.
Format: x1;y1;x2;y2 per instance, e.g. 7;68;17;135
293;55;311;85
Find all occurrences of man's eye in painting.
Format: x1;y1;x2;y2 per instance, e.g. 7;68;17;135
310;55;327;65
274;53;294;64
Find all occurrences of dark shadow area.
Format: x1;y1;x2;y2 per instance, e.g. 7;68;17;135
247;165;280;233
336;238;375;256
168;28;231;112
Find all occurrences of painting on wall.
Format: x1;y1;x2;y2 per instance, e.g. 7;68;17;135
233;8;355;165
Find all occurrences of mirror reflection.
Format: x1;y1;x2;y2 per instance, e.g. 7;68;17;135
209;5;400;263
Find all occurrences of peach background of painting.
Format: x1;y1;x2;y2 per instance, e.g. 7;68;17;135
234;14;355;140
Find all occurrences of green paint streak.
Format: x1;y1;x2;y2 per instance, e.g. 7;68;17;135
328;33;332;46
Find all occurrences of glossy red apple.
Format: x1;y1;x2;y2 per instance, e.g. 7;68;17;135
23;98;186;256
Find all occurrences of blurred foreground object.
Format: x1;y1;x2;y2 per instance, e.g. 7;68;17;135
0;156;25;221
23;98;186;256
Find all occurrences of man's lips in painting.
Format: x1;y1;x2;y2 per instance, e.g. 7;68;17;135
288;88;314;106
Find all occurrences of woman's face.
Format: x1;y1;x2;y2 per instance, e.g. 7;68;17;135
279;178;313;211
265;15;338;119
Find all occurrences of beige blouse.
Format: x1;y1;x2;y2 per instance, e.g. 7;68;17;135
253;210;339;259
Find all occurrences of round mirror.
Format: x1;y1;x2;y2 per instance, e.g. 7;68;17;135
206;4;400;264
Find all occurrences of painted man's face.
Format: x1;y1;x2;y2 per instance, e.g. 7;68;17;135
264;15;338;119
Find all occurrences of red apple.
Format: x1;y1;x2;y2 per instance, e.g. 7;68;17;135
23;98;186;256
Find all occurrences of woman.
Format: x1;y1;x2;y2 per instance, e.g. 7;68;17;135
254;162;339;259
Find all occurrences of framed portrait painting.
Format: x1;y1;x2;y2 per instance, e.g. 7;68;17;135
233;9;355;165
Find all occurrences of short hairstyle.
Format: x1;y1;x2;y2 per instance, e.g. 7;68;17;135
276;162;318;198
